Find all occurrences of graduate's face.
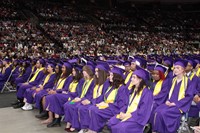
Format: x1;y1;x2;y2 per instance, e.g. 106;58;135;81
125;65;131;72
47;65;53;73
109;72;114;82
173;65;185;76
185;62;193;72
131;74;142;86
55;65;60;73
95;68;99;78
152;70;160;81
72;68;76;76
36;61;41;68
62;65;66;73
83;70;89;79
131;62;136;71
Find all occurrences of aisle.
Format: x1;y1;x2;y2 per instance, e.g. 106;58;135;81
0;107;67;133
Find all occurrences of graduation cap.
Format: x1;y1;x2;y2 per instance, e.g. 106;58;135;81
3;58;11;63
147;63;156;71
133;66;150;82
154;63;168;74
123;61;131;66
174;59;188;68
187;59;197;69
63;61;72;69
96;61;110;72
110;66;125;79
163;57;173;67
38;58;46;66
73;64;83;72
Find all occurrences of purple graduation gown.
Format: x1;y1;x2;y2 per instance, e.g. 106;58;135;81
14;66;32;86
47;78;85;115
44;75;73;109
108;87;153;133
74;80;110;129
16;70;45;99
23;73;56;104
10;66;20;83
0;66;12;91
149;79;171;126
153;78;194;133
63;79;95;128
87;85;129;132
35;75;73;110
188;75;200;117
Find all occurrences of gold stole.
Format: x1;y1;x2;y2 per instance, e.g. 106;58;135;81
80;78;93;98
68;81;78;93
128;82;133;90
164;71;169;77
42;72;55;86
196;68;200;77
18;67;24;77
169;76;188;101
12;67;16;72
189;72;195;80
104;85;121;103
29;67;44;82
125;71;133;84
153;80;163;96
117;87;145;121
56;77;66;90
93;84;103;99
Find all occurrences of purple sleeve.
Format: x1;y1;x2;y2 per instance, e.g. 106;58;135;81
29;71;45;86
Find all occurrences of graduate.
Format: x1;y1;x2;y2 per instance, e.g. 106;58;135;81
34;63;62;118
41;64;84;126
13;59;45;108
153;59;195;133
14;60;32;86
149;64;171;129
36;62;73;125
86;66;129;133
185;59;200;125
108;67;153;133
63;64;95;131
123;61;133;85
0;58;12;91
162;57;174;79
70;63;110;132
21;63;56;111
10;59;20;84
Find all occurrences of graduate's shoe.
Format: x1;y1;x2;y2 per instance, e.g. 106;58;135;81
11;100;20;106
47;118;61;128
35;111;48;119
13;102;25;109
21;103;33;111
66;128;79;132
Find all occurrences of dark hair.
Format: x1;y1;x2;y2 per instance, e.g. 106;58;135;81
94;69;108;85
111;73;125;88
73;68;82;82
82;65;94;79
62;66;72;78
131;76;147;95
54;65;62;84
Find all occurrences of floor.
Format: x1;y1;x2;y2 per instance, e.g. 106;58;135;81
0;107;67;133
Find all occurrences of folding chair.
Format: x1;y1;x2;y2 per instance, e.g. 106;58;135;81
1;71;15;93
178;113;191;133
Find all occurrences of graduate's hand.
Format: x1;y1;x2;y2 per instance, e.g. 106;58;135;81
194;95;200;103
119;112;131;120
35;88;41;92
97;102;105;107
31;86;36;90
82;99;90;105
169;102;176;106
165;101;171;106
23;82;29;85
74;97;81;102
62;91;68;94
